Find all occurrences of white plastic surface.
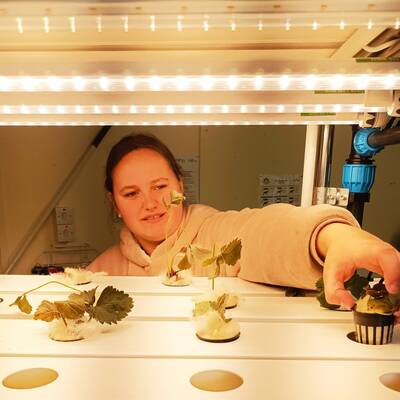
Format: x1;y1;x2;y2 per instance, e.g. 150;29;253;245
0;275;284;296
1;275;399;400
0;357;399;400
1;319;399;360
0;293;352;323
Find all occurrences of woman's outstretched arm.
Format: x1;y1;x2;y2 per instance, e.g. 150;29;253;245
316;223;400;309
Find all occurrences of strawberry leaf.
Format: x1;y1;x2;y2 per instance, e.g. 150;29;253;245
202;256;217;268
9;295;32;314
34;300;61;322
53;298;86;320
220;238;242;266
315;273;371;310
193;301;212;317
170;190;185;205
177;253;191;270
92;286;134;325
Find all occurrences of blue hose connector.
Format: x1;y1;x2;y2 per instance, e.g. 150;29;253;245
342;164;376;193
353;128;384;157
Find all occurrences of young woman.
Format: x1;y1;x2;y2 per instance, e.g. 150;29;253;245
89;133;400;310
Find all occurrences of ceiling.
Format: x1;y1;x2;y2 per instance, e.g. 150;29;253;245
0;0;399;126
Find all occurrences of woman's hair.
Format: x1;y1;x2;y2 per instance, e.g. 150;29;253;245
105;133;183;193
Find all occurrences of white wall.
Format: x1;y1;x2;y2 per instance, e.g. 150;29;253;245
200;125;306;210
0;126;97;273
0;125;399;274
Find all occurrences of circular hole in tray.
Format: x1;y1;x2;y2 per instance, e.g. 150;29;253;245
190;369;243;392
347;330;393;345
196;332;240;343
347;331;372;345
347;331;359;343
2;368;58;389
380;373;400;392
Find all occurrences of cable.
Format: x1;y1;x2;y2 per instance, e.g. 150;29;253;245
362;38;400;53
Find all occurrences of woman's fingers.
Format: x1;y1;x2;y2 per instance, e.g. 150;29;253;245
349;243;400;293
377;248;400;293
323;241;400;309
329;287;355;310
323;260;355;309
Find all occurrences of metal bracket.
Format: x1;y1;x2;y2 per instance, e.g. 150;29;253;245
314;187;349;207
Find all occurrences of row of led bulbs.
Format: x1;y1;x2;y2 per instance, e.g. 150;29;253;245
0;120;359;126
0;75;398;91
4;15;400;33
0;104;379;114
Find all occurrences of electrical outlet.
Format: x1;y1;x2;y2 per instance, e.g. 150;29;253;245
56;224;74;243
55;207;73;225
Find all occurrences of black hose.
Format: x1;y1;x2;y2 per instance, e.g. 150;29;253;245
368;127;400;147
92;126;111;148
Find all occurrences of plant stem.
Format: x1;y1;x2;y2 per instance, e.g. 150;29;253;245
167;252;179;278
20;280;83;296
164;203;173;275
162;193;186;279
211;244;216;291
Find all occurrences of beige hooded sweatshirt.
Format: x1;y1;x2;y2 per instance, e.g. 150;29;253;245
88;203;359;290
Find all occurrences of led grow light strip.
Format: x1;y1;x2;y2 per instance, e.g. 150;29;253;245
0;74;398;92
2;13;399;33
0;104;384;114
0;120;359;126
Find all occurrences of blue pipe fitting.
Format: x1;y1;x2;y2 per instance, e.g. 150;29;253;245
342;164;376;193
353;128;384;157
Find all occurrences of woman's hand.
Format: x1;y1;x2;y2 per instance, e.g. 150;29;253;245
316;223;400;309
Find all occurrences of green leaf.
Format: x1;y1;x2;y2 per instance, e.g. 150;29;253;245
193;295;231;323
213;294;231;322
363;295;394;314
92;286;134;325
344;274;370;300
207;264;219;280
53;298;86;320
315;277;324;292
9;295;32;314
220;238;242;266
177;253;191;270
315;273;371;310
170;190;185;205
202;256;217;267
189;245;213;263
83;288;97;306
215;293;227;311
207;256;223;280
34;300;61;322
389;292;400;308
68;288;97;319
316;287;340;310
68;288;96;307
193;301;212;317
33;297;86;322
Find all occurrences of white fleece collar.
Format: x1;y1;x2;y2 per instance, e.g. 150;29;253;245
119;226;151;267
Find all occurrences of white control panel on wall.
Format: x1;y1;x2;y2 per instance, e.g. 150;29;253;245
176;156;199;204
258;174;302;207
55;207;74;242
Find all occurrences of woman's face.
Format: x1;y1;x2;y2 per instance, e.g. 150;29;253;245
112;148;184;252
